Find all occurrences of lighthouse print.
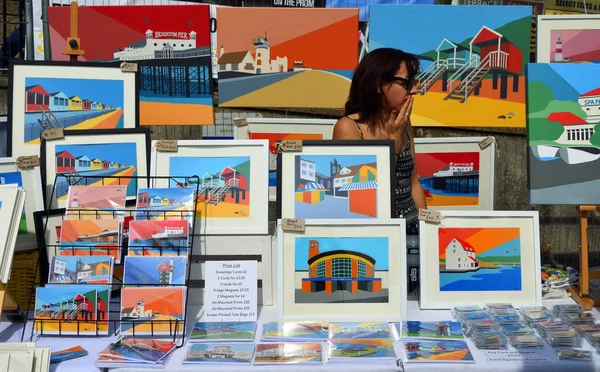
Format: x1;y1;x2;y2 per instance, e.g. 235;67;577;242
554;35;563;62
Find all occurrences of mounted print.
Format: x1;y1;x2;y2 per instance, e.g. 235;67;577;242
40;128;151;209
8;60;138;157
150;140;269;235
369;5;531;128
414;137;495;210
527;63;600;204
277;140;394;219
419;211;541;309
537;15;600;63
0;157;44;234
216;7;358;108
48;5;214;126
278;219;407;321
234;118;335;201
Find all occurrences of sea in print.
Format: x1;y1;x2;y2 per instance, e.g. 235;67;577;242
439;227;522;292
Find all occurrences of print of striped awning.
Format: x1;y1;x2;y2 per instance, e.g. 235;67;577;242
339;181;378;191
80;274;111;282
297;182;327;192
53;275;73;282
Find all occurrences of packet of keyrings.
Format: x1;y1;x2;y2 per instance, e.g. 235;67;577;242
508;334;544;349
555;349;593;362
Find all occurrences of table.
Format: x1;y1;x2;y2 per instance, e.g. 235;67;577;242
1;300;599;372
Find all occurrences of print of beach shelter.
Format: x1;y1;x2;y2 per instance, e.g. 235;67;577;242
338;164;378;216
295;182;328;204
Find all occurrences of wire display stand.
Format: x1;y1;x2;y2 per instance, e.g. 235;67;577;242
24;174;201;352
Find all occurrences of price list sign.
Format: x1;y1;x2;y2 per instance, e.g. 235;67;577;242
204;261;258;322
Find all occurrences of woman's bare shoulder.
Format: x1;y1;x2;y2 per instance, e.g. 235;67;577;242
333;116;362;140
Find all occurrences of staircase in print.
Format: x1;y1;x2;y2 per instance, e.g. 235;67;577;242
207;179;237;206
444;54;492;103
417;60;447;95
38;107;65;130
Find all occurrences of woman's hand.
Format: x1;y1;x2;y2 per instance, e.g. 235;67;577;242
387;96;413;137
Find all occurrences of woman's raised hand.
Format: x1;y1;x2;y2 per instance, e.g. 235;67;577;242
388;96;413;136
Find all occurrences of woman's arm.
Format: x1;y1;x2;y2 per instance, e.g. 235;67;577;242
408;121;427;210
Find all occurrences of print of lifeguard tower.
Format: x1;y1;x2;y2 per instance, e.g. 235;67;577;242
416;26;523;103
197;166;247;206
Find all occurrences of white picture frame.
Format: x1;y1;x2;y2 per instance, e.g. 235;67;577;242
277;219;407;321
234;117;336;201
0;158;44;234
414;136;495;211
0;186;25;282
40;128;151;210
536;15;600;63
150;139;269;235
419;210;542;309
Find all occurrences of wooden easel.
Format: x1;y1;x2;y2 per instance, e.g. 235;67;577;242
567;205;600;310
62;1;85;61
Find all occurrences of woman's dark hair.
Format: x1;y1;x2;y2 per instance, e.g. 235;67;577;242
344;48;420;126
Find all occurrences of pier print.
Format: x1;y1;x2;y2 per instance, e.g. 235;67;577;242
59;219;121;263
128;220;189;257
169;156;251;218
416;152;480;207
439;227;522;291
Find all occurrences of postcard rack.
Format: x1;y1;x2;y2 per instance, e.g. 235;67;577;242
23;174;201;349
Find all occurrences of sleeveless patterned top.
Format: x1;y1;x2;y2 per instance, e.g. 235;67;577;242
345;117;419;230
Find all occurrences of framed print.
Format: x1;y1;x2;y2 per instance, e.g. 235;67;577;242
8;60;139;157
0;115;7;157
414;137;495;211
277;140;394;219
0;158;44;234
40;128;151;210
277;219;407;321
537;15;600;63
419;211;541;309
150;140;269;235
234;117;335;201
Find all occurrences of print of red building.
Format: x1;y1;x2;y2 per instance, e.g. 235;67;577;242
102;160;110;170
221;166;247;189
25;84;50;112
137;192;151;207
82;99;91;110
56;150;76;173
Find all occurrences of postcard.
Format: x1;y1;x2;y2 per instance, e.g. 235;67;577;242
46;284;111;336
127;220;189;257
183;343;255;364
190;321;257;342
329;322;392;340
50;346;88;363
34;286;98;335
328;339;395;360
123;256;187;285
98;337;177;364
59;219;122;263
135;187;194;225
252;343;323;365
120;287;185;336
399;321;465;340
65;185;126;219
400;341;475;362
261;321;329;341
48;256;114;284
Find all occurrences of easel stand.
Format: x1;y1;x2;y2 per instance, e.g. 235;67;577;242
567;205;600;310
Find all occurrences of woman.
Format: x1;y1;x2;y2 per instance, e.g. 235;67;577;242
333;48;427;231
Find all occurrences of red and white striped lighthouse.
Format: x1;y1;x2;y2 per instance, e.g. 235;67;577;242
554;35;563;62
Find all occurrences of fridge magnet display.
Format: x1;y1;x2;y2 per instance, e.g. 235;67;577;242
277;140;394;219
40;128;151;209
527;63;600;204
135;187;194;224
252;343;323;365
398;340;475;362
0;157;44;233
234;118;335;201
65;185;127;219
536;15;600;63
278;219;407;321
150;140;269;235
48;256;114;284
369;5;531;128
48;5;214;126
419;211;541;309
59;219;121;263
190;321;257;341
216;7;358;108
183;343;255;364
127;220;189;257
120;287;185;336
123;256;187;285
8;61;139;157
414;137;495;210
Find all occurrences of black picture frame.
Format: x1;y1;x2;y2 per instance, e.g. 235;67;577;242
276;139;396;219
7;59;141;157
39;128;152;209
